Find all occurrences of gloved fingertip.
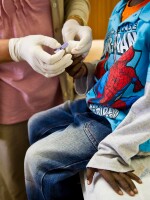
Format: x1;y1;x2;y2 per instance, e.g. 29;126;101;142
65;52;72;57
44;73;49;78
71;49;78;54
55;43;61;48
71;47;83;54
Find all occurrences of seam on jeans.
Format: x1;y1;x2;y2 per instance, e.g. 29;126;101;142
41;158;90;199
40;122;70;135
83;121;99;150
38;120;71;134
34;121;72;142
73;113;99;150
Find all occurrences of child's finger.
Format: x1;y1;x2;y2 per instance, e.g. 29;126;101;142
86;168;95;185
99;170;123;196
72;55;83;63
113;173;135;196
121;173;138;194
126;172;142;184
66;63;82;76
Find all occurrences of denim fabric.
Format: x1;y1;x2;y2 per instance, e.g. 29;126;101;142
25;99;112;200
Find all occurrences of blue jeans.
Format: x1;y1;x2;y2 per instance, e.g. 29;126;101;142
25;99;112;200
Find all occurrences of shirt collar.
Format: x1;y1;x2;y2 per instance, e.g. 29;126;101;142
114;1;150;22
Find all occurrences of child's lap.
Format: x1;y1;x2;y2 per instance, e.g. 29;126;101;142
28;98;112;145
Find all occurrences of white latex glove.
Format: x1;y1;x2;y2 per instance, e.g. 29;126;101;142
62;19;92;57
9;35;73;77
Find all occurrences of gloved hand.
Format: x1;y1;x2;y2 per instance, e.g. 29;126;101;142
9;35;73;77
62;19;92;57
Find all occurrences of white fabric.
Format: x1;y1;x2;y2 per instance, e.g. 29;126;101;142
81;156;150;200
9;35;73;77
62;19;92;57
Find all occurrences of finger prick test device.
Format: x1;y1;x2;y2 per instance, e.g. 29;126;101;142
55;42;68;52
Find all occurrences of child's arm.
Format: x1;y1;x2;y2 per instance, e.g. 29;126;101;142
85;81;150;196
65;55;97;95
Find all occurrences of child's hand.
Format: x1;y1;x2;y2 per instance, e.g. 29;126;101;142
86;168;142;196
65;55;87;79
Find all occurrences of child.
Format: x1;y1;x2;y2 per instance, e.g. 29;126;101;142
25;0;150;199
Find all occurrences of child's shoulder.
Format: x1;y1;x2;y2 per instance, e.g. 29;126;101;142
139;2;150;22
111;0;128;16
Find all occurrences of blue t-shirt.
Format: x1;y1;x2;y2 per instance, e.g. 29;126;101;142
86;0;150;152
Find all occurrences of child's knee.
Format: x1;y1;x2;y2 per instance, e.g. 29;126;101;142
24;144;40;178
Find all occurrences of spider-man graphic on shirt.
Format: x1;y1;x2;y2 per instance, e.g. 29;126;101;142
86;46;143;110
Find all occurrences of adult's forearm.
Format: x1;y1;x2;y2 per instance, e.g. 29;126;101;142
0;39;12;63
65;0;90;25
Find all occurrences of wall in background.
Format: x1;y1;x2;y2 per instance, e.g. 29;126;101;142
88;0;120;39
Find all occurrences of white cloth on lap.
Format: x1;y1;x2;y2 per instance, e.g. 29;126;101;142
81;156;150;200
